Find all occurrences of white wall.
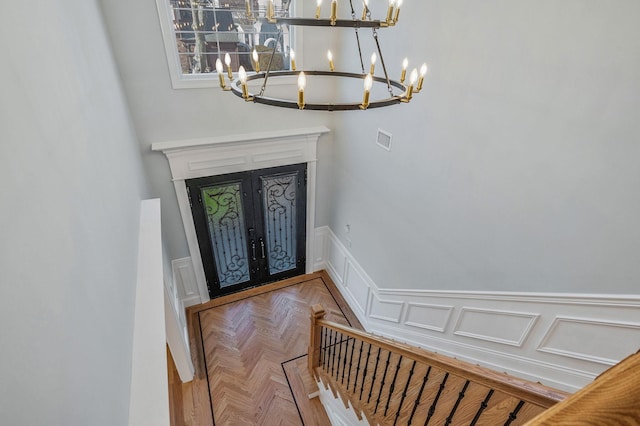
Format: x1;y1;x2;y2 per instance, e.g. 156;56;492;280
328;1;640;293
0;0;149;424
98;0;336;263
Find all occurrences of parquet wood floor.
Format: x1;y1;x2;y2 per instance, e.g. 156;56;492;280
184;272;360;426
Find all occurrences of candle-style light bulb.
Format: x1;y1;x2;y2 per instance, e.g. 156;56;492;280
267;0;275;22
239;66;251;100
393;0;403;23
416;62;427;92
360;73;373;110
404;67;418;102
215;58;227;89
361;0;369;20
386;0;395;24
330;0;337;26
290;49;297;71
370;52;377;75
245;0;253;19
400;57;408;83
327;50;335;71
297;72;306;109
252;49;260;73
315;0;322;19
224;52;232;79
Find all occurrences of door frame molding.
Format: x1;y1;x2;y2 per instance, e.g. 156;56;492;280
152;126;330;304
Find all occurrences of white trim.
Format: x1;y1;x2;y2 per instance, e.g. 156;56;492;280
316;378;369;426
128;199;169;426
404;302;454;333
316;226;640;392
452;307;540;348
154;127;330;304
537;316;640;365
154;0;304;89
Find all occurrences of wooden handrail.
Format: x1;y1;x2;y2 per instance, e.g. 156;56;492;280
524;350;640;425
315;317;568;408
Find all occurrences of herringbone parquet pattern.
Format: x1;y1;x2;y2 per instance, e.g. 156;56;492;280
199;278;350;425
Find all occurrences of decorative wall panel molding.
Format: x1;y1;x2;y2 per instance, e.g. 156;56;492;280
171;257;200;308
369;293;404;323
453;308;539;347
537;316;640;365
314;227;640;392
404;303;454;333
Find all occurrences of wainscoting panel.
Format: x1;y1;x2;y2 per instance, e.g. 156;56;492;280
369;293;403;323
314;227;640;393
404;303;454;333
537;316;640;365
172;257;201;308
452;308;539;347
343;263;371;319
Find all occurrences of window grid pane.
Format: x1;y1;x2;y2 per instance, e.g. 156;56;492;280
170;0;292;75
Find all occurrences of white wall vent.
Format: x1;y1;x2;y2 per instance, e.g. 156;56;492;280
376;129;392;151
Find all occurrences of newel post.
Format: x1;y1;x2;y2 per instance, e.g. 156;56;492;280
308;304;326;376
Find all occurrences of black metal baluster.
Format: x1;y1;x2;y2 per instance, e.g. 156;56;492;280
340;337;351;387
332;330;340;377
352;339;363;392
424;372;449;426
407;366;432;426
359;343;372;400
384;355;404;416
319;326;325;367
367;347;383;404
503;400;525;426
322;328;328;370
327;329;335;374
444;380;470;426
374;351;393;414
335;331;344;379
345;337;356;386
393;360;416;426
470;389;494;426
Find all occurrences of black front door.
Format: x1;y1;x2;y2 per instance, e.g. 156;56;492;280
187;163;307;298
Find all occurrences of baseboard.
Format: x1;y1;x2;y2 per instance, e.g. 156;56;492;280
315;226;640;393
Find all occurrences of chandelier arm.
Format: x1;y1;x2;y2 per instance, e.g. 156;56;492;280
258;26;284;97
372;28;394;96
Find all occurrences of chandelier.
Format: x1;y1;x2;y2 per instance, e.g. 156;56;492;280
214;0;427;111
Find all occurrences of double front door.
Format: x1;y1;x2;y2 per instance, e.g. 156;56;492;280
187;163;307;298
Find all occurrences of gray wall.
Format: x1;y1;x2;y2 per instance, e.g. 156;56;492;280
0;1;149;424
101;0;639;294
99;0;336;262
329;1;640;293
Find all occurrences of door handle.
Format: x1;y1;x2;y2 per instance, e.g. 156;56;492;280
259;238;266;259
250;239;257;261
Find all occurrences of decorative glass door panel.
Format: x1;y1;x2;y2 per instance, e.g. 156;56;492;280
201;182;250;288
187;163;306;298
261;171;300;275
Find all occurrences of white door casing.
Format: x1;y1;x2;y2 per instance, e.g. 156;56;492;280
152;126;330;304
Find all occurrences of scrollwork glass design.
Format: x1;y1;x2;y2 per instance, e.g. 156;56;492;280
261;172;298;274
202;182;250;287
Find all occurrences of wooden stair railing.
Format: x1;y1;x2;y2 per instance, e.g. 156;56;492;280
308;304;569;426
523;350;640;425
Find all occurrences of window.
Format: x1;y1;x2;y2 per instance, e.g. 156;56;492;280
156;0;296;88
